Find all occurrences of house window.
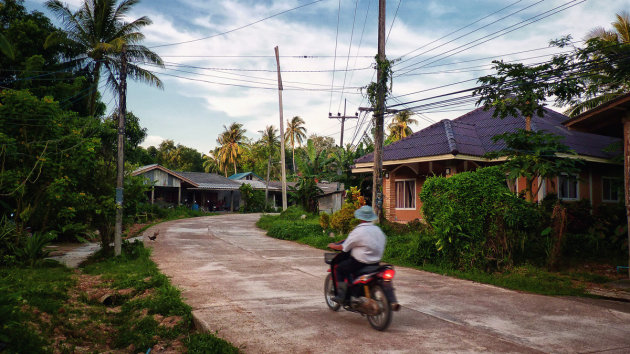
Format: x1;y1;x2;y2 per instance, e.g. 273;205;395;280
558;174;578;200
603;177;622;202
395;180;416;209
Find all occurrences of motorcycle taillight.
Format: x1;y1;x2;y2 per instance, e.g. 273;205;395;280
382;268;395;281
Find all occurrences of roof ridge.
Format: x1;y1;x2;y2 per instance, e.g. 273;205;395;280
442;120;458;155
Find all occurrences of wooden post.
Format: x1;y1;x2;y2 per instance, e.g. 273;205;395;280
275;46;288;211
624;116;630;278
114;45;127;257
372;0;386;221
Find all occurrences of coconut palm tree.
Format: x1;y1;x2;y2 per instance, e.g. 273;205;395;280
44;0;164;116
203;147;222;174
285;116;307;174
387;110;418;142
217;122;246;176
258;125;280;207
565;11;630;116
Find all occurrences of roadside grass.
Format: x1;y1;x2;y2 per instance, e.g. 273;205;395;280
257;213;612;297
0;240;238;353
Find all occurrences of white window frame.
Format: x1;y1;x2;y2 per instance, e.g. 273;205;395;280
558;174;579;201
602;177;622;203
395;179;416;210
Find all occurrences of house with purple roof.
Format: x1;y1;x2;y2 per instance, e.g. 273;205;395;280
352;106;622;223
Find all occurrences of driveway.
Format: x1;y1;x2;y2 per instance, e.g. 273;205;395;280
147;214;630;353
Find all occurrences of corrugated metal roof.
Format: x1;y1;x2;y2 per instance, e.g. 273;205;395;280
355;106;620;164
174;171;241;190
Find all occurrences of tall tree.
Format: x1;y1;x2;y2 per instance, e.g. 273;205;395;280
203;147;222;174
44;0;164;116
258;125;280;206
562;12;630;116
285;116;307;174
217;122;247;176
387;110;418;142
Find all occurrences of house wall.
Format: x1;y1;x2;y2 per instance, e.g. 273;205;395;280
382;160;621;224
514;163;622;208
143;169;181;187
318;193;343;214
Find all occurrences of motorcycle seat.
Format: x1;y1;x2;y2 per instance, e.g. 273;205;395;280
355;264;381;275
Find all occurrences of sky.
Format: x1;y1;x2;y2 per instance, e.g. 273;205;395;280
23;0;630;155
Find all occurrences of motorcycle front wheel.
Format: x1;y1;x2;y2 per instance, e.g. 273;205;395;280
324;273;341;311
367;284;392;331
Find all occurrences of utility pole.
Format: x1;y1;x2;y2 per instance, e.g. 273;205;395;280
329;98;358;147
373;0;386;221
275;46;288;211
114;45;127;257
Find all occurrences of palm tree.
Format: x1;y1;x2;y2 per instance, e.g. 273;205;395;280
0;33;14;59
285;116;307;174
45;0;164;116
387;110;418;142
203;147;222;174
217;122;246;176
565;11;630;116
258;126;280;207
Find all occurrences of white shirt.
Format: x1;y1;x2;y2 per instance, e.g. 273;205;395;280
342;222;386;264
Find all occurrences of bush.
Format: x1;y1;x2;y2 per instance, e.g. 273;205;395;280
319;212;331;229
329;205;359;235
239;183;266;212
420;166;542;270
267;221;322;241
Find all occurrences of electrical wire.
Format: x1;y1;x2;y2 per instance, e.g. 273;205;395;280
394;0;524;65
336;0;359;113
396;0;586;77
329;0;342;114
150;0;325;49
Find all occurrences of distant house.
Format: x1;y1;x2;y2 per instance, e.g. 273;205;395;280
268;180;346;214
132;164;241;211
352;106;622;223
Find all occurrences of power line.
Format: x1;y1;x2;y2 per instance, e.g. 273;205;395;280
337;0;360;113
329;0;342;114
147;60;372;73
150;0;325;49
396;0;586;76
394;0;525;64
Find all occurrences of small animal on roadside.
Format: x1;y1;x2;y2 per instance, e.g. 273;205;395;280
149;230;159;241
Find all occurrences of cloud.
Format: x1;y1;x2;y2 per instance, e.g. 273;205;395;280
141;135;165;149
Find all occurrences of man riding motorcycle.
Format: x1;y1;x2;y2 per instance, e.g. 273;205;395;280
327;205;386;305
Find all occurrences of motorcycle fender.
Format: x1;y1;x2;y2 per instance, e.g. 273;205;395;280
380;281;399;309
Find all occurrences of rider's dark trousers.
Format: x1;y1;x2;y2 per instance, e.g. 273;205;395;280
334;254;369;284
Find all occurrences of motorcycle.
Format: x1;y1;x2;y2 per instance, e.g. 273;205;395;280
323;251;400;331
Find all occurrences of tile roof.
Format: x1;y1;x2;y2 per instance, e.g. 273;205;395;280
355;106;620;164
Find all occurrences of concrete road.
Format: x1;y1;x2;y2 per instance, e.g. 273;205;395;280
147;214;630;353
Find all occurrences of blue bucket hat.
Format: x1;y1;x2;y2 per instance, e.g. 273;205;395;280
354;205;378;222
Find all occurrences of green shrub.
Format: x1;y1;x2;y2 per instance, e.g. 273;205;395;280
319;212;330;229
420;166;542;270
329;205;359;234
239;184;266;212
13;231;57;267
279;205;308;220
266;221;322;241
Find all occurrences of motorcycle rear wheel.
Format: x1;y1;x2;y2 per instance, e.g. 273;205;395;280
324;273;341;311
367;284;392;331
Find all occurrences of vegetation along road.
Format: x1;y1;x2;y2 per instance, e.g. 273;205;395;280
147;214;630;353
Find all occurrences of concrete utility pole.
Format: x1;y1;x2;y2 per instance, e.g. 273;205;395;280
114;45;127;257
329;99;358;147
275;46;288;211
373;0;386;221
